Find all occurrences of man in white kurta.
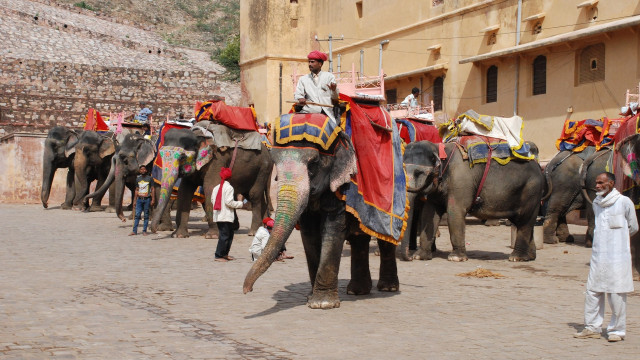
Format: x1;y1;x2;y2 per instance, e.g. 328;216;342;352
574;172;638;342
294;50;339;124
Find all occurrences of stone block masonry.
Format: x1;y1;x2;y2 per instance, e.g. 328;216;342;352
0;59;222;134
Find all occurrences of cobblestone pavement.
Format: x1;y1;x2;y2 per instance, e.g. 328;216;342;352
1;204;639;359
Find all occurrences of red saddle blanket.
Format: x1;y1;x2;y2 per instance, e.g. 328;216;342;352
84;108;109;131
194;100;258;131
613;114;640;202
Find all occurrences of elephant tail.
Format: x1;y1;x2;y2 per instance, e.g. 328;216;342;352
541;167;553;202
83;155;117;202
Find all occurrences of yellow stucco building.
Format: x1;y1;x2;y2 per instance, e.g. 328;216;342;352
240;0;640;159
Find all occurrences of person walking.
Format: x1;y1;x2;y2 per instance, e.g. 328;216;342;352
212;167;245;262
129;165;155;236
574;172;638;342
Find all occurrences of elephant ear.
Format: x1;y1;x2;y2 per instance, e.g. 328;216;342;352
136;139;157;167
196;145;214;170
64;133;79;158
329;134;358;192
99;138;116;158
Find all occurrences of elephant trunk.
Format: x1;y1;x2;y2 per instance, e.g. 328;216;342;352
41;151;56;208
150;150;181;232
84;156;116;204
397;192;418;261
243;166;310;294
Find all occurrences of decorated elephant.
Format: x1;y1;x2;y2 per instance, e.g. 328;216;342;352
402;140;545;262
82;133;171;226
41;126;79;209
244;98;407;309
66;130;117;211
150;121;273;238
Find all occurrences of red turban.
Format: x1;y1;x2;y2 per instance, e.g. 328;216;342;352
307;51;328;62
214;167;233;211
263;217;274;228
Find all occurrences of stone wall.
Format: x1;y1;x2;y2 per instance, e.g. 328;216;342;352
0;59;222;134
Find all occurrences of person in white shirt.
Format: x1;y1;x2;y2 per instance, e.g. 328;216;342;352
574;172;638;342
212;167;245;262
294;50;339;124
400;87;420;107
250;218;274;261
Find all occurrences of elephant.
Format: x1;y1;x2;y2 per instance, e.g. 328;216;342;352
66;130;117;211
150;123;273;238
243;131;400;309
41;126;79;209
581;140;640;279
542;148;604;245
402;140;545;262
82;133;173;228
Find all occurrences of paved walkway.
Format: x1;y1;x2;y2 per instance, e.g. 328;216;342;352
1;204;639;359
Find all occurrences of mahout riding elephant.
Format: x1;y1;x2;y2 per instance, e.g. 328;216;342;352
581;138;640;279
243;130;402;309
66;130;116;211
402;140;545;262
82;133;174;226
150;123;273;238
41;126;79;209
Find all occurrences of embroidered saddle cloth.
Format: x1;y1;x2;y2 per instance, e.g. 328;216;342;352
457;135;534;167
274;112;341;152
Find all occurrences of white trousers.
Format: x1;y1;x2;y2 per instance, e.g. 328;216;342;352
250;250;261;262
584;290;627;336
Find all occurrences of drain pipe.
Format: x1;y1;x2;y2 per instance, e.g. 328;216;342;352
513;0;522;116
279;62;283;115
379;40;389;77
360;49;364;76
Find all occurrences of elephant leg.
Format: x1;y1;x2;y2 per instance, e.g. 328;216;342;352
414;203;441;261
542;211;560;244
632;231;640;281
397;194;417;261
447;205;468;262
89;177;107;212
299;212;322;292
306;208;346;309
157;198;174;231
105;181;117;213
347;234;372;295
173;181;197;238
377;239;399;292
509;212;538;262
62;168;75;209
584;205;595;248
248;187;266;236
556;215;574;243
203;181;219;239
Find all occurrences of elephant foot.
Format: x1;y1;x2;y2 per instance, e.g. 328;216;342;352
396;248;413;261
584;240;593;248
124;204;133;211
447;253;468;262
173;229;190;238
307;291;340;309
42;202;48;209
564;235;575;243
377;277;399;292
413;249;433;261
104;206;116;213
508;251;532;262
543;236;559;244
484;219;500;226
60;202;73;210
156;222;174;232
72;205;85;211
204;231;219;240
347;279;372;295
89;204;104;212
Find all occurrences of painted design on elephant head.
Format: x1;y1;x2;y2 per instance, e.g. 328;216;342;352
158;146;196;202
626;152;640;180
196;146;213;170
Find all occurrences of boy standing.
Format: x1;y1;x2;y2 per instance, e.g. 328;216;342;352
130;165;155;236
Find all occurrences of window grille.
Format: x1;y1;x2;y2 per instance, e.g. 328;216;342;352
486;65;498;103
578;43;605;84
533;55;546;95
385;89;397;104
433;77;444;111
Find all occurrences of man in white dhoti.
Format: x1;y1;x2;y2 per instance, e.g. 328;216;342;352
574;172;638;342
294;50;339;124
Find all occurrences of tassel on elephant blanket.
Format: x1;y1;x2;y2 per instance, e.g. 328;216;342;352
339;94;408;244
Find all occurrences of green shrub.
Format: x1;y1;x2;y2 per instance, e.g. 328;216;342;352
215;35;240;81
74;1;96;11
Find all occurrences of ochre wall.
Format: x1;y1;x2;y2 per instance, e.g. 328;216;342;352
240;0;640;160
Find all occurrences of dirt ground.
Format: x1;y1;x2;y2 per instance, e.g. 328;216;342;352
1;204;639;359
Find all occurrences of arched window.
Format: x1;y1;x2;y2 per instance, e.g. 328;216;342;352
486;65;498;103
533;55;546;95
433;76;444;111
